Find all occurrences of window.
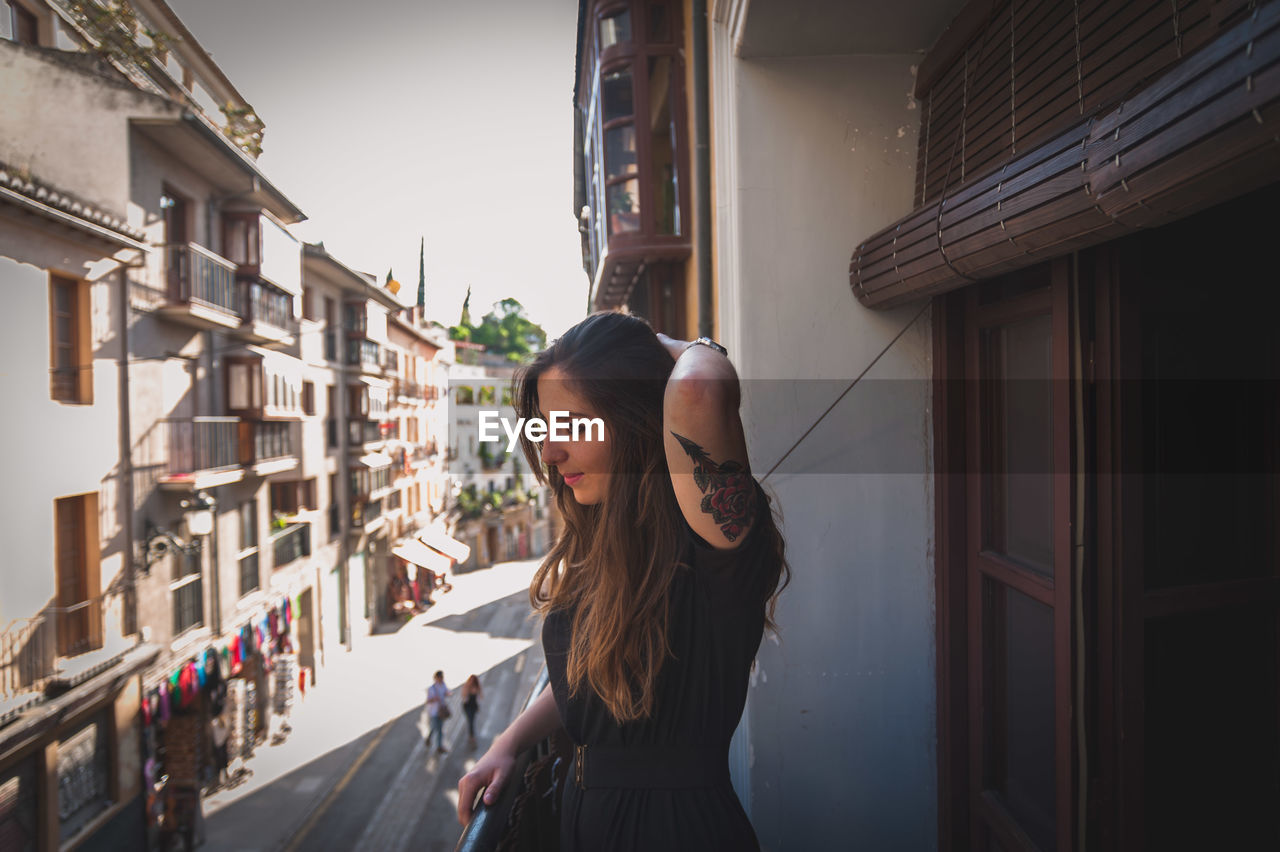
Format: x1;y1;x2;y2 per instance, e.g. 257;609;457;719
303;381;316;416
50;276;91;404
240;499;259;550
302;286;316;321
238;552;260;597
172;542;204;636
478;386;496;405
328;473;341;540
456;386;474;405
56;714;111;842
54;494;101;656
237;499;261;596
11;3;39;46
271;479;316;516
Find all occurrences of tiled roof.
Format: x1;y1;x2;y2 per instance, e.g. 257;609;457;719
0;161;145;242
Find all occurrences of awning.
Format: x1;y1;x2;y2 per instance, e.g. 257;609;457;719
849;2;1280;309
393;539;453;573
417;526;471;563
359;452;393;469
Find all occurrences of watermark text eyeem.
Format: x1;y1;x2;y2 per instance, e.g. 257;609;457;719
478;410;605;452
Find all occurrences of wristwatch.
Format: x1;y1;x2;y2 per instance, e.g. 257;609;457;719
685;337;728;357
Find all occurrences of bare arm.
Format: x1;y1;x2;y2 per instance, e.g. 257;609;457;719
457;685;561;824
492;684;558;754
657;334;756;549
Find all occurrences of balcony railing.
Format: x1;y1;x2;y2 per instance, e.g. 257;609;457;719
455;668;561;852
241;420;298;465
271;523;311;567
164;243;239;316
241;280;297;333
166;417;241;477
2;595;117;711
347;338;381;372
323;329;339;362
348;419;383;446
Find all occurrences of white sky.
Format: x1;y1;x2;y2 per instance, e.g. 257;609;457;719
167;0;588;338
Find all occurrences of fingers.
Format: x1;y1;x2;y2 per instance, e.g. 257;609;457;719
456;765;508;826
483;767;507;807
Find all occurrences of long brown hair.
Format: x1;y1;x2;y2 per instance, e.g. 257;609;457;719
515;312;789;723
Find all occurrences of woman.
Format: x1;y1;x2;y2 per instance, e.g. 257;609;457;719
461;674;483;748
456;312;789;850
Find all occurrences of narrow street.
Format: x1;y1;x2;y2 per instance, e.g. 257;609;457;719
201;558;546;852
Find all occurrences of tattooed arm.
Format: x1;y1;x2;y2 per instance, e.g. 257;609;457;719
657;334;757;549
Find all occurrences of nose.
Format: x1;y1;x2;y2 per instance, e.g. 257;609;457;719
540;437;568;466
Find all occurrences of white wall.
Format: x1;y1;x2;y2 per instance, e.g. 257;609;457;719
0;235;127;630
721;52;939;850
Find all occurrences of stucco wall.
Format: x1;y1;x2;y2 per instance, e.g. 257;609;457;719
0;39;173;214
723;53;938;850
0;231;127;627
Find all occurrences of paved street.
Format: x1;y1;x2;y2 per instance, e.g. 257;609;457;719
202;558;547;852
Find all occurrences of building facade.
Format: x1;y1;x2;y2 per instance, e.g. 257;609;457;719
0;2;419;847
573;0;1280;849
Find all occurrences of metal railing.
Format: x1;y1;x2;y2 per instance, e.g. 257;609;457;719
271;523;311;567
347;338;381;372
348;418;383;446
455;668;556;852
2;594;117;709
1;615;56;703
166;417;241;476
242;419;298;465
164;243;239;315
242;280;296;332
323;329;339;362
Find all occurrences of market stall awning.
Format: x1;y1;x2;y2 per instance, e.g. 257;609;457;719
393;539;453;573
359;452;393;469
849;1;1280;309
418;526;471;563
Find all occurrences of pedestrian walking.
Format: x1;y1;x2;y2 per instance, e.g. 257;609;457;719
456;312;790;851
425;670;452;754
461;675;483;749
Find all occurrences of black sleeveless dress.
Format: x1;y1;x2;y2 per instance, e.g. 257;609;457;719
542;486;773;852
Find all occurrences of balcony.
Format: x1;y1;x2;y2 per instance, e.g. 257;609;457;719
156;243;241;330
161;417;245;490
348;418;385;448
2;595;139;726
455;668;563;851
271;522;311;568
237;279;298;345
239;419;300;476
347;338;382;374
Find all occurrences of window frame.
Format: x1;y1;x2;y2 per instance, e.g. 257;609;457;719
49;275;92;405
171;540;205;636
53;493;102;657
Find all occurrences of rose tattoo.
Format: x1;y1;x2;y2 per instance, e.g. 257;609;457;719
671;432;757;541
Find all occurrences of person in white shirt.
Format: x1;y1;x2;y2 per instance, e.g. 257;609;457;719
425;670;452;754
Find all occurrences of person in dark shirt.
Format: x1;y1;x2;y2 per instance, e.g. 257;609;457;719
456;312;789;850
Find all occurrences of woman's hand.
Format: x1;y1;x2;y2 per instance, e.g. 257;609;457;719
456;737;517;825
655;332;689;363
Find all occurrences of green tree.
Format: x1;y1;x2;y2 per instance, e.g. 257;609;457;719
449;297;547;363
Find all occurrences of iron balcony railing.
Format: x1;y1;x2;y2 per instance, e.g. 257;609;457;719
2;595;117;714
241;419;299;465
241;280;297;333
455;668;560;852
347;338;381;372
271;522;311;567
165;417;241;476
348;418;383;446
163;243;239;316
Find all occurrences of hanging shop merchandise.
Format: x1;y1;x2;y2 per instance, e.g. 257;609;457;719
137;594;299;834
